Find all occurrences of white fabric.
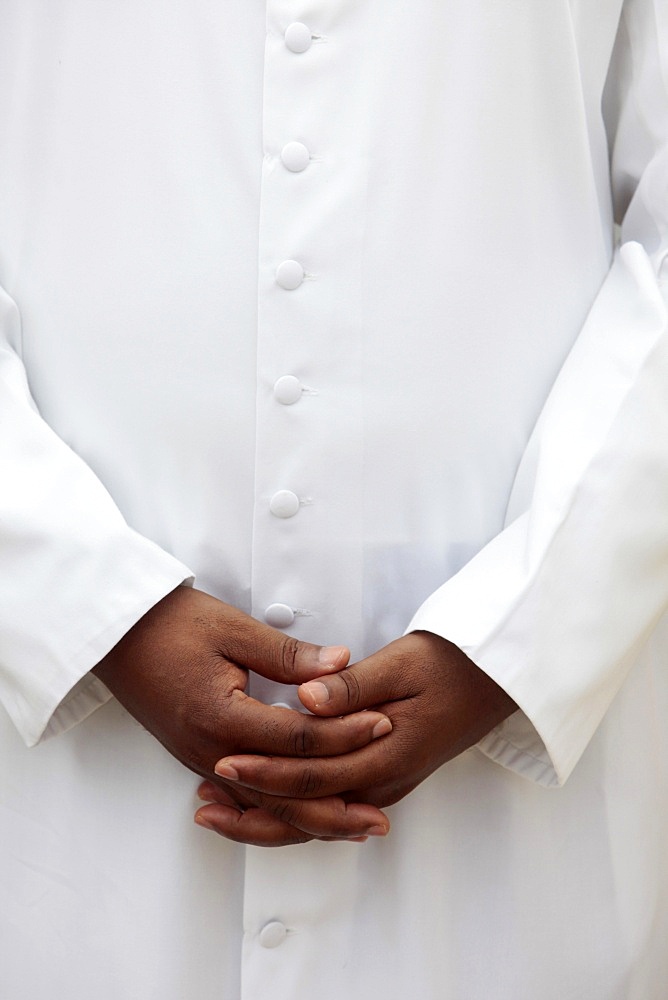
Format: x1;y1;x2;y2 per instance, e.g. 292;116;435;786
1;1;667;997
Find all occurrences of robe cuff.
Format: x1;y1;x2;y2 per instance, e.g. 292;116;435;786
3;540;193;749
407;244;668;787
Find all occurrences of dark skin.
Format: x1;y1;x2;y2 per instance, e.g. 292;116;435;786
93;586;393;843
198;633;518;845
95;585;518;847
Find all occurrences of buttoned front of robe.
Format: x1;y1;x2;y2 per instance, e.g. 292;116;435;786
1;2;667;998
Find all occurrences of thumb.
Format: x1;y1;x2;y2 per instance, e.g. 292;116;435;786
234;616;350;684
298;649;395;716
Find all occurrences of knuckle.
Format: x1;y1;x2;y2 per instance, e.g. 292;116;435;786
339;669;363;707
279;637;301;679
293;766;323;798
286;721;319;757
270;797;304;828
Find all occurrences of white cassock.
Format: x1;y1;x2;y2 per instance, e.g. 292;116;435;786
1;1;667;997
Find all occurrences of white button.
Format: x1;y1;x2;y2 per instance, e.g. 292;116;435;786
259;920;288;949
281;141;310;172
270;490;300;519
284;22;312;53
273;375;303;405
276;259;304;290
265;604;295;628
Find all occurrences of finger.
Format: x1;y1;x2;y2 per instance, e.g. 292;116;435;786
214;745;388;800
225;692;392;757
224;791;390;840
195;786;370;845
198;777;267;820
202;772;391;839
197;780;238;805
298;639;414;716
195;802;314;847
196;780;312;846
197;780;257;810
220;607;351;683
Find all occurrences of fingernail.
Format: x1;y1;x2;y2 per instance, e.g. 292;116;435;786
300;680;330;707
365;825;389;837
194;814;216;832
372;718;392;739
214;762;239;781
318;645;347;669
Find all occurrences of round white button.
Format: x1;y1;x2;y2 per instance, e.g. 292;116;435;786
284;22;312;53
273;375;303;405
259;920;288;949
276;259;304;290
281;141;310;172
264;604;295;628
270;490;300;519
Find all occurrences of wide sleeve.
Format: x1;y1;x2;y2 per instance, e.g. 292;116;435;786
0;287;194;747
407;0;668;787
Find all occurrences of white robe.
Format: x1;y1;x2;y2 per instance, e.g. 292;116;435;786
1;1;667;997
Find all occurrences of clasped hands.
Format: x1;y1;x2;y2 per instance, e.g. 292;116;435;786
94;586;516;848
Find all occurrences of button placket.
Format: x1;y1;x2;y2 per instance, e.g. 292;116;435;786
247;5;369;996
252;3;366;649
257;15;323;634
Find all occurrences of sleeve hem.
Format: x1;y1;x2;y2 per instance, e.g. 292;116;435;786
476;723;560;787
16;568;195;748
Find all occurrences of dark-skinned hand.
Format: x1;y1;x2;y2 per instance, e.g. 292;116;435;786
93;586;393;846
196;631;517;845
